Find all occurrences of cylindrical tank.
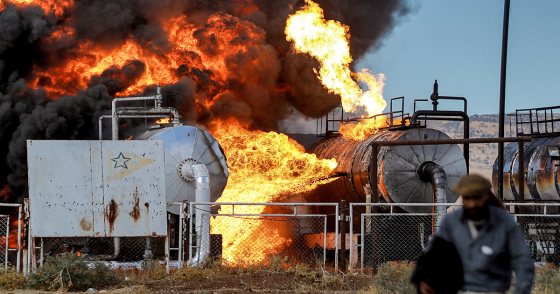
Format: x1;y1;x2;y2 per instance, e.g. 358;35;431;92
137;125;229;214
492;137;560;202
307;128;467;213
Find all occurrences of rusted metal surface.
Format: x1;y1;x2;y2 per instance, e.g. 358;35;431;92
309;128;467;213
137;125;229;215
493;136;560;212
27;140;167;237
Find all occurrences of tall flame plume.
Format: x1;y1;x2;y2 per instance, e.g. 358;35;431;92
286;0;389;140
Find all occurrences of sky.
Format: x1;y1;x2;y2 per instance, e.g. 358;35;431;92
357;0;560;116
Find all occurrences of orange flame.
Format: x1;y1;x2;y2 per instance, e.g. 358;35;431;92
286;0;387;140
3;0;73;17
0;186;22;250
156;118;170;124
210;119;337;263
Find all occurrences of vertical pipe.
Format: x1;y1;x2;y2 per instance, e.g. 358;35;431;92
178;202;184;269
334;203;339;272
498;0;511;199
39;238;43;267
17;205;21;273
340;200;347;271
348;204;353;272
99;117;103;140
323;216;327;268
31;237;36;272
112;100;118;140
27;220;31;274
165;236;169;274
5;216;8;270
360;214;365;273
188;203;193;263
464;118;470;174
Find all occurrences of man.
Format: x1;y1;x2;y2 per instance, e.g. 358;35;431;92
415;174;534;294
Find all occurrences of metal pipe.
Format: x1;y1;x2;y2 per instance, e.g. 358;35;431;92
340;200;347;270
17;205;21;273
334;203;339;272
178;201;184;269
4;216;8;270
417;162;448;227
99;114;169;140
519;140;525;214
117;107;180;122
498;0;511;200
372;137;530;146
111;84;177;140
411;110;470;173
86;238;120;260
186;164;211;266
112;96;158;140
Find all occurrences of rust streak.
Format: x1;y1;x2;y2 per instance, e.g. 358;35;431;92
105;199;119;232
130;188;141;221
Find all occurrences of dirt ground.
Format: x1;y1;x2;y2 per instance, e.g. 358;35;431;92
2;271;373;294
145;271;372;293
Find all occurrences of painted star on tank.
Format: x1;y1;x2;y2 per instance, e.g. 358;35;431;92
111;152;131;169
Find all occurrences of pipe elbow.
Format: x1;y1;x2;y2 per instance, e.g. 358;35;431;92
193;164;210;189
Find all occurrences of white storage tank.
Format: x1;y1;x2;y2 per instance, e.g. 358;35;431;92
136;125;229;214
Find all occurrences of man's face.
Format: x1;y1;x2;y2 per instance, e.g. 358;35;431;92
462;192;489;220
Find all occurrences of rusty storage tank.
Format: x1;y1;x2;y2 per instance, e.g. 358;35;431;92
137;125;229;214
306;128;467;213
492;137;560;204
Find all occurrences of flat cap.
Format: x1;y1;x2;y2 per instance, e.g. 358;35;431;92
453;174;492;197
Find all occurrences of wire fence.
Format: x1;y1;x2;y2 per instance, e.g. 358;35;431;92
0;216;8;267
358;214;441;269
25;201;560;274
186;202;339;270
515;215;560;264
350;203;560;271
35;237;166;268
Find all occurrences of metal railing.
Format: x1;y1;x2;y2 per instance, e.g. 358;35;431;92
187;202;339;270
0;204;23;273
516;105;560;137
349;203;462;271
349;202;560;272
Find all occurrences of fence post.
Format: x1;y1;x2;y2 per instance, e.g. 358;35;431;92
340;200;347;271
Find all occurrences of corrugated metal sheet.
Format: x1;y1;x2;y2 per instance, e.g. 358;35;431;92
28;140;166;237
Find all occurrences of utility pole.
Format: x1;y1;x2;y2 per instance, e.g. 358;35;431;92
498;0;511;200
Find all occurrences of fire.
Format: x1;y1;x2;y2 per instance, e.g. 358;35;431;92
3;0;396;265
156;118;170;124
7;218;21;249
210;119;337;263
286;0;388;139
339;117;390;141
3;0;73;16
0;185;10;202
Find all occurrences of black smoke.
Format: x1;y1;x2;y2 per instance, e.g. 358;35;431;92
0;0;411;201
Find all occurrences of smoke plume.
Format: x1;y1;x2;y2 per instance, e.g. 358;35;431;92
0;0;411;201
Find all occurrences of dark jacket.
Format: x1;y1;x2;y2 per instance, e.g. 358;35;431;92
435;206;534;294
411;236;464;294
